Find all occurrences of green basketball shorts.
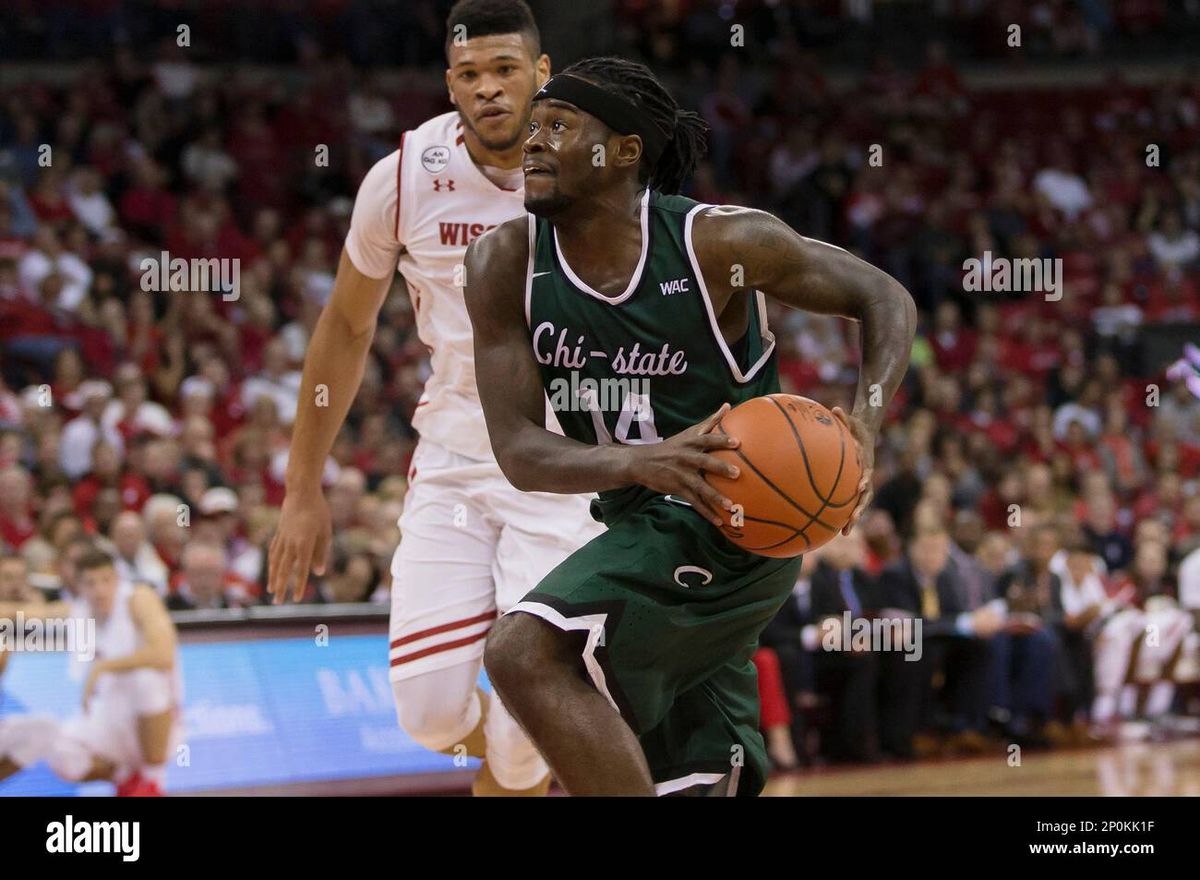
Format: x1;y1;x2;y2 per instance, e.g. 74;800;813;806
507;486;803;796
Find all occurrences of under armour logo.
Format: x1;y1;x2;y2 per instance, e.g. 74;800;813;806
433;178;456;192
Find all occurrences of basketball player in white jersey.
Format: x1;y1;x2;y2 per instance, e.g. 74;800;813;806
267;0;599;796
1;549;182;795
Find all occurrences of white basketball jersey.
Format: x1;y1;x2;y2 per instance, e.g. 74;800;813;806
345;111;527;462
93;581;140;665
87;580;182;705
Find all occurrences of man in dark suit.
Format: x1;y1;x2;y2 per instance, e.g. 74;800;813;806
807;533;883;762
760;553;820;758
879;527;1004;757
991;523;1064;744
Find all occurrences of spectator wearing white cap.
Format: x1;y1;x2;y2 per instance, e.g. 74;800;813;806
59;379;124;480
179;376;215;419
193;487;262;586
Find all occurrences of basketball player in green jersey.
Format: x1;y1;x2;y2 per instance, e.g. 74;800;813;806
464;57;916;796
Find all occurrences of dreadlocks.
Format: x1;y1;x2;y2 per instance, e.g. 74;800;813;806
558;56;708;195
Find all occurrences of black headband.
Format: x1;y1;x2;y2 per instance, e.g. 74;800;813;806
532;73;669;166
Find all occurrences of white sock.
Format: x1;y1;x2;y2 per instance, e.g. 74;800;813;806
1092;693;1116;723
1118;684;1138;717
1145;682;1175;718
142;764;166;786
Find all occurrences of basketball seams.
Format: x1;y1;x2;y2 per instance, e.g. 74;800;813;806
707;394;863;557
742;397;845;543
766;394;858;508
735;512;811;553
713;420;839;533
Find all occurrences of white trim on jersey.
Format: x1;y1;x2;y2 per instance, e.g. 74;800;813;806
506;600;617;713
654;770;738;797
682;203;777;385
551;188;651;305
524;212;537;329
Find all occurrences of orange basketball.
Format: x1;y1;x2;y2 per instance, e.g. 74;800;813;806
704;394;863;558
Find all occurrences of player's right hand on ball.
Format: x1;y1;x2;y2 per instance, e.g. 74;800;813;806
268;488;333;605
624;402;741;528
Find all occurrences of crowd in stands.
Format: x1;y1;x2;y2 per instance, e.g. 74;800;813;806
2;2;1200;765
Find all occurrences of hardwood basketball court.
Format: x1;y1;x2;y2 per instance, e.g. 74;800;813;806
762;740;1200;796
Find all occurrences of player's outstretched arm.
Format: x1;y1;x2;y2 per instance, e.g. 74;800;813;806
464;220;741;525
268;248;392;604
693;207;917;531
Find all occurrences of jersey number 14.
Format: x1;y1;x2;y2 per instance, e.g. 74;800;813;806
579;388;663;445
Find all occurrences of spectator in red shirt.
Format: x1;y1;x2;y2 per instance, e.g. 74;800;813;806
929;300;976;372
118;158;177;244
1143;270;1199;322
26;167;75;227
71;439;151;517
0;465;37;550
0;272;81;376
914;41;965;99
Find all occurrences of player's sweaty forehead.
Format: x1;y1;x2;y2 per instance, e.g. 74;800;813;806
446;32;537;71
529;99;584;122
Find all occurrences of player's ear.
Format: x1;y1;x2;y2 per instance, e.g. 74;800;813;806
445;69;458;107
612;134;643;171
535;54;551;88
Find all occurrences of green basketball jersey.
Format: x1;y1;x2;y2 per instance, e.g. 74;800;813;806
526;189;781;510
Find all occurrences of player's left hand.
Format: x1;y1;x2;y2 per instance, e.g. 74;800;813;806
831;406;874;536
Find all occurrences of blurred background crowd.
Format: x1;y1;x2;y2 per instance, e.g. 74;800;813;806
2;0;1200;767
